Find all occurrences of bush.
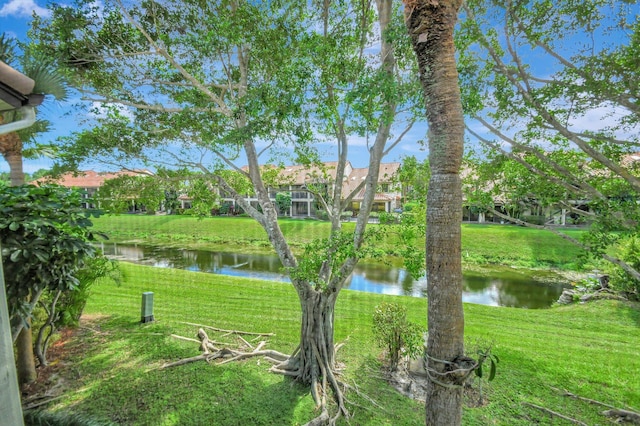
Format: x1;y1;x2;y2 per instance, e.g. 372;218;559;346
607;236;640;296
522;215;546;225
341;210;353;219
372;302;424;370
315;209;329;220
379;211;399;224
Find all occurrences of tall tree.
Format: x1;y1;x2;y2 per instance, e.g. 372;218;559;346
32;0;419;420
458;0;640;280
404;0;467;424
0;33;68;385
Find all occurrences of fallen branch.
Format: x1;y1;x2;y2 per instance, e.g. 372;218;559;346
22;395;66;411
551;386;640;424
170;334;200;344
551;386;618;409
179;321;275;336
523;402;588;426
602;409;640;425
218;349;290;365
160;354;211;369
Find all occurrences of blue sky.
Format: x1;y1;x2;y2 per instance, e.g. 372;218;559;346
2;1;636;175
0;0;430;174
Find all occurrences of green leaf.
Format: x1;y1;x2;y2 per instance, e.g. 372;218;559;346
10;249;22;262
9;222;20;231
488;359;497;382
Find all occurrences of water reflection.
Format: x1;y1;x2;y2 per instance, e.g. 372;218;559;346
100;243;567;309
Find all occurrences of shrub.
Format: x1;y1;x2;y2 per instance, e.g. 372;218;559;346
315;209;329;220
379;211;399;224
340;210;353;219
372;302;424;370
607;236;640;296
522;214;546;225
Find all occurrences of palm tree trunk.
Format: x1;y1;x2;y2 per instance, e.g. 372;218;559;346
405;1;466;425
0;131;25;186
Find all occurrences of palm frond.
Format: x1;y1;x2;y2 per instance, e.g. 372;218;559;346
23;61;68;101
0;33;17;65
17;119;52;144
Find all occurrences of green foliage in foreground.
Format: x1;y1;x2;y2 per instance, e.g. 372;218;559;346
45;263;639;425
372;302;424;370
91;215;587;269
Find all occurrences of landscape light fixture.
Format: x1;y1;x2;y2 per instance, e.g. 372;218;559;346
141;292;155;323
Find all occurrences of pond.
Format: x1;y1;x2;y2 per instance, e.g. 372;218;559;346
100;243;569;309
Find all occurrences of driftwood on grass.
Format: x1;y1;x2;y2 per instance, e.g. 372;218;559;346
165;323;355;426
161;326;287;370
178;321;275;336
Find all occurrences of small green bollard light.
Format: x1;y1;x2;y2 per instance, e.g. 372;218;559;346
141;292;154;323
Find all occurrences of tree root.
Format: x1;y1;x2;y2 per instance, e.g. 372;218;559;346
523;402;588;425
602;409;640;425
551;386;640;425
166;324;355;425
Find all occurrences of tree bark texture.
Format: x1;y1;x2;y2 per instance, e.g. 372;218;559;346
296;289;338;385
405;1;465;425
0;131;25;186
16;320;37;384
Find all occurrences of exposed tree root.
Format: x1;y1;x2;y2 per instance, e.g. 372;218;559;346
551;387;640;425
602;409;640;425
165;324;354;424
523;402;588;425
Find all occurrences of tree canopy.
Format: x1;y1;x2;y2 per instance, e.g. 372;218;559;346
30;0;421;420
458;0;640;282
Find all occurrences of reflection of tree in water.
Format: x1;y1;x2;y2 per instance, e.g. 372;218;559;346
352;264;401;284
496;280;565;309
464;275;491;292
399;270;416;295
100;243;567;308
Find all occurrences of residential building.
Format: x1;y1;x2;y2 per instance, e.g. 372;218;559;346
221;161;402;217
34;169;152;210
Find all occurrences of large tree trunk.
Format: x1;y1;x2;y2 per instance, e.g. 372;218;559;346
405;1;466;425
272;287;346;418
296;290;338;385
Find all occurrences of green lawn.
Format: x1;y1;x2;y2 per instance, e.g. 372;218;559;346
91;215;587;269
48;263;640;425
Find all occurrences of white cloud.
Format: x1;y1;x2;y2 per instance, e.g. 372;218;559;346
88;102;134;120
0;0;50;18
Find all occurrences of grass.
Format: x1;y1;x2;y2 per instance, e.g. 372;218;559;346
91;215;588;269
46;262;640;425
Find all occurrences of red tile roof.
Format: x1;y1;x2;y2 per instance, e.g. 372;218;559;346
35;169;153;188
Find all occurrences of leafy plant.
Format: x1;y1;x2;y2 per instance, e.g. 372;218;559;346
372;302;424;370
0;185;102;339
467;340;499;405
275;192;292;216
606;236;640;297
